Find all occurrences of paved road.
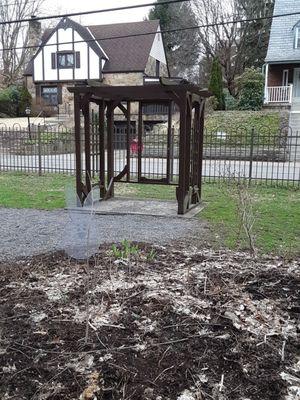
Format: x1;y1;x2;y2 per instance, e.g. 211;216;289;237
1;151;299;182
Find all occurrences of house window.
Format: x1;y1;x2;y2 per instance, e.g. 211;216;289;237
41;86;58;105
57;52;75;68
51;51;81;69
282;70;289;86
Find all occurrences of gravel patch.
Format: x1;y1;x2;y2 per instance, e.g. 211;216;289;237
0;208;209;261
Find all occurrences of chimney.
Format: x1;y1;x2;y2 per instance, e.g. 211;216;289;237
28;16;41;56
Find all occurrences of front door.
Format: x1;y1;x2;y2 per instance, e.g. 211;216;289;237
293;68;300;98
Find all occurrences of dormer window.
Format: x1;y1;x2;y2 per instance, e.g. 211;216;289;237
294;22;300;49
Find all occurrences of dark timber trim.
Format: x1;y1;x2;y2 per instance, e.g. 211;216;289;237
42;47;45;81
72;28;75;81
56;30;59;81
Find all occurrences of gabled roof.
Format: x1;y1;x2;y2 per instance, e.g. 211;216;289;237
24;18;160;76
266;0;300;63
88;20;160;73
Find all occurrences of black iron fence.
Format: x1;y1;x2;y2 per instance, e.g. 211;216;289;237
0;123;299;187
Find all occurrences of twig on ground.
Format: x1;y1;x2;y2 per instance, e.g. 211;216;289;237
158;346;171;367
219;374;225;392
281;340;286;362
204;276;208;294
153;365;175;383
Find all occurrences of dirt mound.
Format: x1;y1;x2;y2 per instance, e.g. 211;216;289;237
0;245;299;399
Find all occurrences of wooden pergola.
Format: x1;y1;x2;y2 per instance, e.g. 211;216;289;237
68;78;210;215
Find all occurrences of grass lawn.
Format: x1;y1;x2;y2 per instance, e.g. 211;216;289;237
0;172;74;210
0;172;299;255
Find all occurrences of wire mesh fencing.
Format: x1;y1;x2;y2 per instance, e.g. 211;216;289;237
0;123;299;188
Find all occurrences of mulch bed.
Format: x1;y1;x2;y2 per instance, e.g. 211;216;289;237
0;244;299;400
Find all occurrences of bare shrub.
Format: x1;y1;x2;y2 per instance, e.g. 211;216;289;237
221;176;257;254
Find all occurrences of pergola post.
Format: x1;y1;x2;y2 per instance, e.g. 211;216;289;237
198;100;205;198
177;95;187;215
74;93;83;205
83;100;92;194
137;101;143;182
99;100;106;198
185;95;192;195
106;102;115;198
191;101;200;204
167;100;172;183
126;101;131;182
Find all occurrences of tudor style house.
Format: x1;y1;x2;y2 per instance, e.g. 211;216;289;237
24;17;169;114
264;0;300;107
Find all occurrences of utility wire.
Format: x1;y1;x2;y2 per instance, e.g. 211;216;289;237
1;9;300;54
0;0;191;26
0;0;38;8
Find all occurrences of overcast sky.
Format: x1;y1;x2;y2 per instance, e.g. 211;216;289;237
40;0;153;26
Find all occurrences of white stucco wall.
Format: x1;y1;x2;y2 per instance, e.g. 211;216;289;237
33;26;103;82
149;26;167;65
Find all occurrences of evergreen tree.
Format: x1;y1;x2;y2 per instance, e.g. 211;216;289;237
236;68;264;110
209;58;225;111
148;0;200;77
18;85;32;116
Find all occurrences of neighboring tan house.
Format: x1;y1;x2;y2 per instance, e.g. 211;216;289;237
24;17;169;116
264;0;300;108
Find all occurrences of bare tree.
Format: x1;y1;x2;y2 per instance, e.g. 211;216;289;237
193;0;273;95
193;0;245;95
0;0;44;87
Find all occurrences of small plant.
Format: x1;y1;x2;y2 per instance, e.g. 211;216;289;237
111;240;140;260
146;248;157;262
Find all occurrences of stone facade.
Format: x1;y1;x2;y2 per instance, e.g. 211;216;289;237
145;55;168;77
29;65;168;117
102;72;144;86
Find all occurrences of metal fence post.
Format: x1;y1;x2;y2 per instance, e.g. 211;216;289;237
37;124;42;176
249;127;254;185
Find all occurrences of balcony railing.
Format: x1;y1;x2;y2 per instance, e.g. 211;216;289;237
265;85;293;104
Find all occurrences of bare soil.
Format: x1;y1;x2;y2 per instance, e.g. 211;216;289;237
0;245;299;400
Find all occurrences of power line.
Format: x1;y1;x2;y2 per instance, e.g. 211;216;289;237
0;0;38;8
1;9;300;54
0;0;191;26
